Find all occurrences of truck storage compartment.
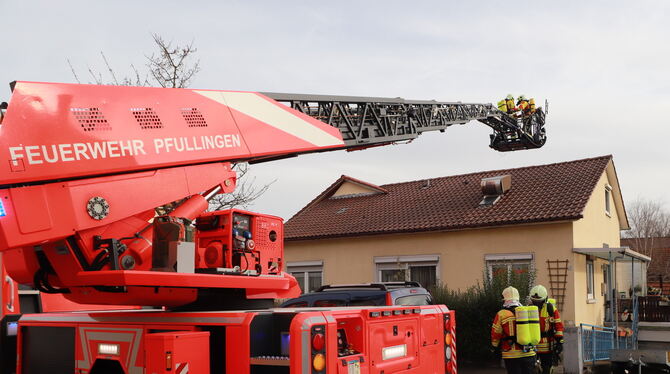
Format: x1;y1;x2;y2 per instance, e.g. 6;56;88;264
334;315;365;358
333;315;368;374
21;325;75;374
250;311;295;374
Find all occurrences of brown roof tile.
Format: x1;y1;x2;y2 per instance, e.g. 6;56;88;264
285;155;613;240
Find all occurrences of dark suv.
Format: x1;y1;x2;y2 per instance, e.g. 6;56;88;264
279;281;433;308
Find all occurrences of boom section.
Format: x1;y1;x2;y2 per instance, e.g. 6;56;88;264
265;92;547;152
0;82;346;187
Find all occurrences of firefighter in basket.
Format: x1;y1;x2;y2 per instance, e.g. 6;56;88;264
492;286;541;374
499;94;517;114
517;95;530;115
529;285;564;374
505;94;516;114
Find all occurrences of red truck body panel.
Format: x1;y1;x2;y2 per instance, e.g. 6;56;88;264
16;305;452;374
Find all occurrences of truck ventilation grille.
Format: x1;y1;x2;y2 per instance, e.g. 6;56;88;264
70;107;111;132
181;108;207;127
131;107;163;129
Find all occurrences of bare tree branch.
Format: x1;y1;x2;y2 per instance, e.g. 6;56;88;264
145;33;200;88
622;198;670;258
208;163;275;211
86;65;103;85
70;33;199;88
66;59;81;84
70;34;270;211
100;52;120;86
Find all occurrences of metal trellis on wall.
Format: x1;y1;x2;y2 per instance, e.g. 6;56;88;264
547;259;569;310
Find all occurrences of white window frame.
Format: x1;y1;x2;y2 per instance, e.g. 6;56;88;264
374;255;440;288
586;258;596;301
287;261;323;294
485;253;534;281
605;184;612;217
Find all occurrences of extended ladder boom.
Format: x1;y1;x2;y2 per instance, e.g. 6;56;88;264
0;82;548;307
0;82;547;188
265;92;547;152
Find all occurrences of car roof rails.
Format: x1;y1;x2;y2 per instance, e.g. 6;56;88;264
316;281;423;292
317;283;388;292
378;281;423;289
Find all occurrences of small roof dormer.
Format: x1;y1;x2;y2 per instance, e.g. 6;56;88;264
480;175;512;206
331;175;388;199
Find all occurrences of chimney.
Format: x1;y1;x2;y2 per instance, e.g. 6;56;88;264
480;175;512;206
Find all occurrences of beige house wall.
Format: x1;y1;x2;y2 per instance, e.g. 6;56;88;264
333;182;379;196
571;168;623;325
286;221;582;324
570;254;609;326
572;170;622;249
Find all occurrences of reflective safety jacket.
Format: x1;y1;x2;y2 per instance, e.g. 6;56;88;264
536;302;564;354
491;308;536;359
517;100;530;114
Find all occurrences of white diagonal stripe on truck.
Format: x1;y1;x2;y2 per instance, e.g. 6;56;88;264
194;90;344;147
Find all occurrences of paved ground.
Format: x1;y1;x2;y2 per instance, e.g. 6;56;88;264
458;365;505;374
459;363;614;374
458;364;567;374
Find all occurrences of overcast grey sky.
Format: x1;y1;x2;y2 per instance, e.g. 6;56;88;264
2;1;668;220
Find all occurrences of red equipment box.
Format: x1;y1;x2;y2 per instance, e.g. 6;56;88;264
195;209;283;275
145;331;210;374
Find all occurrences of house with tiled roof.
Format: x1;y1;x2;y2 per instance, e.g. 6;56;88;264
284;155;633;326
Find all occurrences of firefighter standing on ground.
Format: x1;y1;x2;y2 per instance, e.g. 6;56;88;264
529;285;564;374
491;286;536;374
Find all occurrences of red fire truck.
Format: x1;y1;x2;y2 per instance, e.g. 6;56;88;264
0;81;546;373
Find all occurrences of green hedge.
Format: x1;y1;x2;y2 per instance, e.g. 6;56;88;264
431;270;535;364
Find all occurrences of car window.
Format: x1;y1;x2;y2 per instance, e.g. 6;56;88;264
394;294;432;306
314;299;347;307
349;294;386;306
283;301;308;308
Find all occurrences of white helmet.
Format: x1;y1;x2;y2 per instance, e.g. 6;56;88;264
502;286;520;302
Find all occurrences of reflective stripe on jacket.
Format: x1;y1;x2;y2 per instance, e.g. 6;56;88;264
536;302;565;353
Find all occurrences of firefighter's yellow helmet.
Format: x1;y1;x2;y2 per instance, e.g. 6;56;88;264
506;94;514;100
518;94;528;102
530;285;548;302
